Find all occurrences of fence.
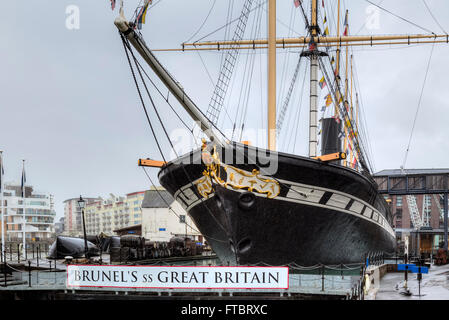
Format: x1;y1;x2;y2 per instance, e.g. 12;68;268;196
1;250;398;300
0;242;50;264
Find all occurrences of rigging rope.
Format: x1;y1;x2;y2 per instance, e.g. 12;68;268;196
122;33;225;236
277;54;303;134
185;0;217;43
205;0;254;128
318;56;372;175
363;0;436;35
120;33;167;162
422;0;447;35
120;33;237;254
192;1;268;45
401;42;435;169
290;62;308;154
141;166;229;243
130;49;195;134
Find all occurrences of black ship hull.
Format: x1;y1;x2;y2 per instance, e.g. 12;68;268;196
158;142;396;266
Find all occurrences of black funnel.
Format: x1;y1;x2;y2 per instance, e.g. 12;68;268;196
321;118;342;156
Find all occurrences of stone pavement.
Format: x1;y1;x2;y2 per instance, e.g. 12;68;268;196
375;264;449;300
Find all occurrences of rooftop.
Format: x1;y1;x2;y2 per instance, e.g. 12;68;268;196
141;189;174;208
374;168;449;177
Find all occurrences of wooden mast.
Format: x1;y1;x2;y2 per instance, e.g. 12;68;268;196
268;0;276;150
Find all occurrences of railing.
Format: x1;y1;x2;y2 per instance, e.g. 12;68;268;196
1;250;65;288
1;242;51;265
0;248;400;299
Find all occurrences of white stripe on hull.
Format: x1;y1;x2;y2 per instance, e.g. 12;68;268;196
173;175;395;239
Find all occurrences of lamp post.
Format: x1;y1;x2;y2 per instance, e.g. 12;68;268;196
77;196;89;259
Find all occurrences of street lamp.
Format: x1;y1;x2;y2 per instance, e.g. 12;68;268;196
77;196;89;259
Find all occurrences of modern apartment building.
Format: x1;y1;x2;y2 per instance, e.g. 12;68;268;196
1;183;56;241
54;217;65;235
63;197;99;236
84;191;146;236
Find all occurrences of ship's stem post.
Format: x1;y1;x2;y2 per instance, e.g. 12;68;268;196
308;0;319;158
268;0;276;151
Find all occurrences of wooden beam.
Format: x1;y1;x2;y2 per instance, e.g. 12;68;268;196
153;39;448;52
313;152;347;162
138;159;167;168
183;34;448;48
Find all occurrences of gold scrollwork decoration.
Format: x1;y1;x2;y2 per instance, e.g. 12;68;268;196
198;140;280;199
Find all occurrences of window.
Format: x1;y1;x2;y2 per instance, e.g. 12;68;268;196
29;201;46;206
179;215;186;223
425;195;432;208
396;196;402;207
394;209;402;228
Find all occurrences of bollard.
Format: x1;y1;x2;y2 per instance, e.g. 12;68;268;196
28;260;32;287
321;265;325;292
54;257;57;284
36;246;39;268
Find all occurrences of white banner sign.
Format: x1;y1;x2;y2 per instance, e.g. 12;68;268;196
67;265;289;289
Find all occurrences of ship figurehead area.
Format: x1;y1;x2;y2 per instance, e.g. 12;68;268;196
197;140;281;200
158;141;396;266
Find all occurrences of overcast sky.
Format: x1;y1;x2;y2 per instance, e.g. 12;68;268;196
1;0;448;220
